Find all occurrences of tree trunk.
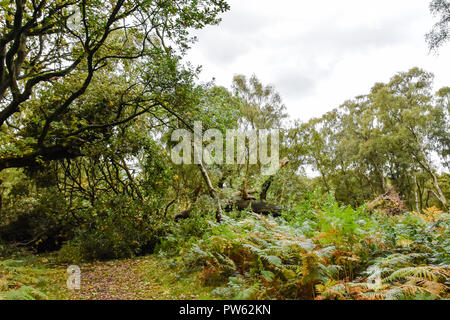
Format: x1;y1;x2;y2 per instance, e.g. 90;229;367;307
419;145;448;210
196;161;223;222
225;200;283;217
414;175;421;213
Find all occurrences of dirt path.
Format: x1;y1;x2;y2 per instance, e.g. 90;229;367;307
67;257;205;300
69;258;150;300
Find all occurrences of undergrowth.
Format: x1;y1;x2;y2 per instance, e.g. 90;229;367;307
1;192;448;300
0;252;67;300
161;192;449;300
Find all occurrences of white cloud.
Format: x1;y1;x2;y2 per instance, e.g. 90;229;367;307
185;0;450;121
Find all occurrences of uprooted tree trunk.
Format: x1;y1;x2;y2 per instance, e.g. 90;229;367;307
169;104;289;223
225;199;283;217
225;158;290;217
174;158;290;221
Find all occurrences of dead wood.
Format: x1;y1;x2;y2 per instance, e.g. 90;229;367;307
367;187;407;216
225;200;283;217
226;157;290;217
174;208;193;222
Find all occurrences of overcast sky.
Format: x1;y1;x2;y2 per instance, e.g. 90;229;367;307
185;0;450;122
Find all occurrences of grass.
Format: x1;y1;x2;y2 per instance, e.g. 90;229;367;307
136;257;221;300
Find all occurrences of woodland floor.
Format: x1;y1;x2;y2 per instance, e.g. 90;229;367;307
69;258;159;300
0;254;217;300
68;257;210;300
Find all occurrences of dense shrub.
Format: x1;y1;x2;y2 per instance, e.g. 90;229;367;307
156;210;214;256
57;200;176;263
0;187;75;253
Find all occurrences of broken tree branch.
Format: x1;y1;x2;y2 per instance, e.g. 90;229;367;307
260;157;290;201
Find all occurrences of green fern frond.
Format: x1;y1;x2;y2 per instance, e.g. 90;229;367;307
384;266;447;283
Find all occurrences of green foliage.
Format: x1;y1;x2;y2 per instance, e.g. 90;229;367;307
160;192;449;300
288;68;449;211
177;213;333;299
0;170;75;253
426;0;450;51
0;0;230;172
0;0;448;302
57;200;175;263
0;256;66;300
156;211;213;256
2;285;48;300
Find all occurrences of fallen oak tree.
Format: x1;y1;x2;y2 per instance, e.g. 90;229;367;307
366;187;407;216
224;158;290;217
174;158;290;221
224;199;283;217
